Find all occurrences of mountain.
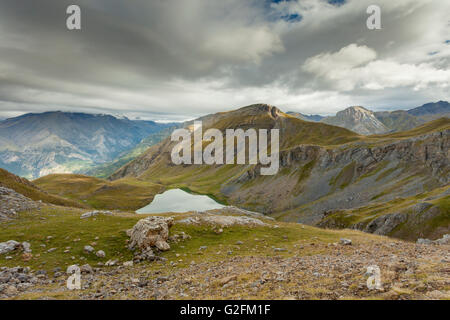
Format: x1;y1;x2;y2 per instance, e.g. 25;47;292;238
373;110;422;133
407;100;450;117
286;112;323;122
107;104;449;240
374;101;450;132
287;101;449;135
321;106;388;135
0;111;172;179
78;124;182;178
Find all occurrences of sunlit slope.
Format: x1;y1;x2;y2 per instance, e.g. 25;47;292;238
0;168;85;208
34;174;164;211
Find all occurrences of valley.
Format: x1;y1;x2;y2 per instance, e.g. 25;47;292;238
0;112;174;179
0;103;448;300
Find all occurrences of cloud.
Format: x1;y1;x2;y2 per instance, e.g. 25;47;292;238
302;43;450;91
0;0;448;119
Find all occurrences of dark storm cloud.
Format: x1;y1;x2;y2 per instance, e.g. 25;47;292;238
0;0;448;119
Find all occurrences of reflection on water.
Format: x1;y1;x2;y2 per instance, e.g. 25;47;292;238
136;188;224;214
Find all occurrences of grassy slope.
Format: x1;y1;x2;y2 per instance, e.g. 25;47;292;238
34;174;165;211
363;117;449;142
2;206;448;300
0;168;85;208
0;205;389;275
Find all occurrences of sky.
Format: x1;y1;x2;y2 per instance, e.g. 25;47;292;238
0;0;449;121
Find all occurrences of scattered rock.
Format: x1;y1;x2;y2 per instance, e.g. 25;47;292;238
22;253;32;262
96;250;105;258
417;238;433;245
340;238;352;246
123;261;133;267
219;275;237;286
4;285;18;296
22;242;31;253
178;214;267;227
0;240;21;255
80;210;113;219
84;245;94;253
105;260;118;267
433;234;450;245
80;264;93;274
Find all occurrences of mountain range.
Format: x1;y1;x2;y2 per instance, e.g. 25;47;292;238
0;111;172;179
1;101;447;179
0;103;448;242
107;104;449;240
288;100;450;135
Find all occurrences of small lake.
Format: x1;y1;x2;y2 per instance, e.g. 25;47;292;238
136;188;225;214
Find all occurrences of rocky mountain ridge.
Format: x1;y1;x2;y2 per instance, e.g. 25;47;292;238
288;100;450;135
321;106;388;135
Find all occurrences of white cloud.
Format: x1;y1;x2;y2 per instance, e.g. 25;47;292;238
303;44;450;91
0;0;449;119
303;44;377;77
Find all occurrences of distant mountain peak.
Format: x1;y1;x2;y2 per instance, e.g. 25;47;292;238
407;100;449;116
235;104;282;118
322;105;388;135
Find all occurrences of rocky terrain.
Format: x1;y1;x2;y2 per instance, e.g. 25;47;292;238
0;207;448;300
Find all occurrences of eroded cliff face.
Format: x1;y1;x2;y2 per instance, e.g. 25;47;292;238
221;129;448;221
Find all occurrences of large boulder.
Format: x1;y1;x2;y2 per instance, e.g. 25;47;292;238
127;216;174;252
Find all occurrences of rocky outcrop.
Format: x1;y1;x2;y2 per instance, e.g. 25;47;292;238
417;234;450;245
178;214;268;227
363;213;408;235
80;210;113;219
127;216;174;261
0;187;38;219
